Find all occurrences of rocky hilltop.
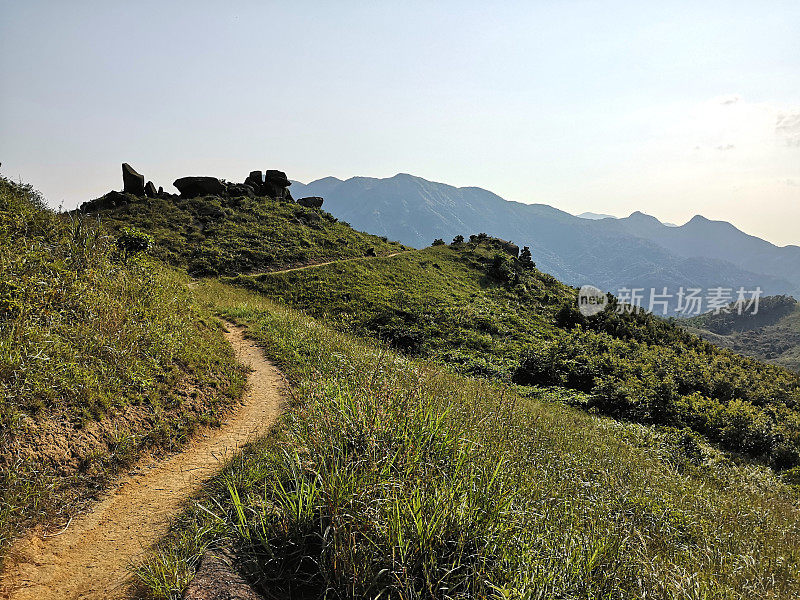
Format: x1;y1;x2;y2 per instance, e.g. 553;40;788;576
81;163;324;212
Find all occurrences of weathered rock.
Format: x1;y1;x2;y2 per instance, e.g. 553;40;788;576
122;163;145;196
262;169;293;201
226;183;255;198
297;196;324;208
144;181;157;197
173;176;227;198
183;549;262;600
264;170;290;187
264;182;292;201
244;170;263;191
157;186;164;195
79;190;130;212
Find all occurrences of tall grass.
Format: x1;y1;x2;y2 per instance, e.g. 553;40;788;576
0;177;246;557
138;281;800;599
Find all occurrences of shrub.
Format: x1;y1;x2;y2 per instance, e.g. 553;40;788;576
114;227;153;263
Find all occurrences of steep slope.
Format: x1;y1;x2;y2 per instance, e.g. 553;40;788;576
228;238;800;470
0;177;246;558
684;295;800;371
292;174;800;303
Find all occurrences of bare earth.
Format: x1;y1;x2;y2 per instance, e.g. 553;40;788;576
248;250;406;277
1;323;284;600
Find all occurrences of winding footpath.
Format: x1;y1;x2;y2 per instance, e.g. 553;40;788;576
1;323;285;600
248;250;406;277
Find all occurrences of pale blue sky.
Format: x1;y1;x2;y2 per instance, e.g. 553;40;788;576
2;1;799;244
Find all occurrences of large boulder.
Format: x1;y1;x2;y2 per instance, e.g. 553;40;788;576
264;170;290;186
297;196;324;209
244;170;263;191
144;181;157;197
122;163;145;196
263;169;292;201
173;176;227;198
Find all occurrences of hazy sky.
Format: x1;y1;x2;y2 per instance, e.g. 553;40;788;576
2;1;799;245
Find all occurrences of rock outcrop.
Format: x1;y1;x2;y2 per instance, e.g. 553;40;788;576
122;163;145;196
298;196;324;209
244;170;263;191
496;239;519;257
183;549;263;600
173;176;227;198
263;170;293;201
90;164;298;208
226;183;255;198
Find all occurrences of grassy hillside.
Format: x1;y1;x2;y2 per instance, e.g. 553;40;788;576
0;177;246;555
684;295;800;372
79;190;406;276
227;238;800;470
137;283;800;599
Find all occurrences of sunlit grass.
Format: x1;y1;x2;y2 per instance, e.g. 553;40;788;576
0;178;246;559
138;281;800;599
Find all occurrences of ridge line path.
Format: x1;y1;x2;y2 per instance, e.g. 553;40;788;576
246;250;407;277
1;322;285;600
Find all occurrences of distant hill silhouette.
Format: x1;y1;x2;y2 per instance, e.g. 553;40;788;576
292;173;800;308
577;211;616;220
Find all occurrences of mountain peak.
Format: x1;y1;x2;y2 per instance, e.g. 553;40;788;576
626;211;662;225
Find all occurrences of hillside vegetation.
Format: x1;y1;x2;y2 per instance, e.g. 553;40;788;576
228;238;800;470
684;295;800;372
79;190;405;276
138;283;800;600
10;178;800;597
0;177;246;555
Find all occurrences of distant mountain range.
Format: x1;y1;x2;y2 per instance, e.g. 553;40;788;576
292;173;800;311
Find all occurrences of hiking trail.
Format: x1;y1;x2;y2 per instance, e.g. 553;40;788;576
1;323;284;600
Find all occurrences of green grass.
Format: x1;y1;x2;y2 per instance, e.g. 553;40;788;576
137;281;800;599
0;177;247;558
80;191;406;276
226;240;800;471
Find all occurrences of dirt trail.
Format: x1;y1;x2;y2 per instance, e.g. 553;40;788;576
250;250;406;277
1;323;284;600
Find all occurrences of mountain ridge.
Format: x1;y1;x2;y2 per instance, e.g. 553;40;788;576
292;173;800;307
